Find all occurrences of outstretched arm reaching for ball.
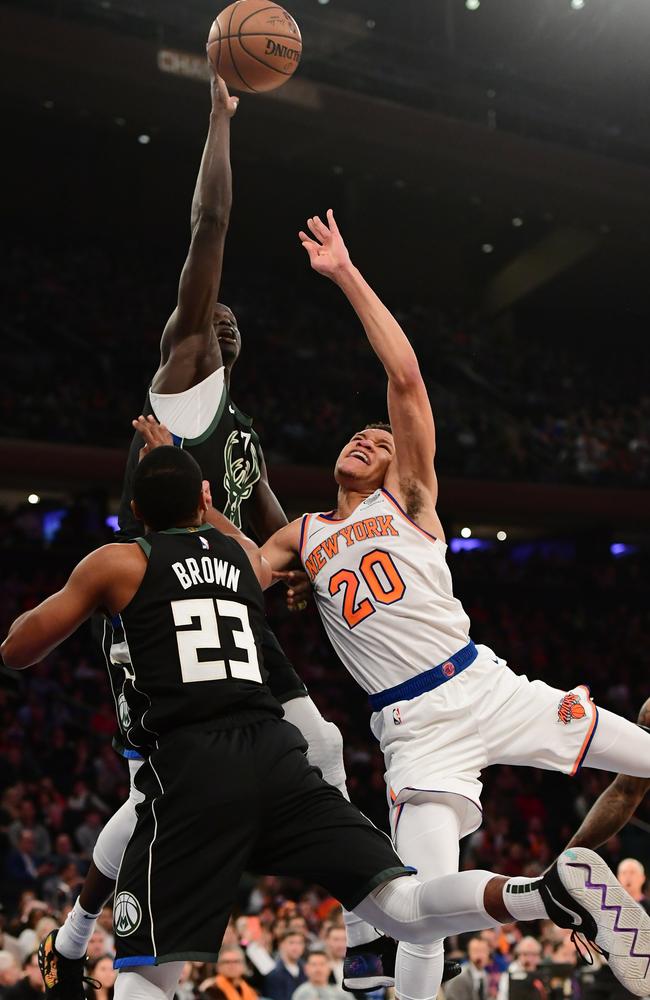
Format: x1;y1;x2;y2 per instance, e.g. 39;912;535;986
153;69;239;394
299;211;441;533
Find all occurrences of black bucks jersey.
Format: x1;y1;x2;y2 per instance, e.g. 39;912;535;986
116;524;281;753
118;379;262;541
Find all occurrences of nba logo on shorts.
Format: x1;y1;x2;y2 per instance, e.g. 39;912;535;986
393;707;402;726
442;661;455;678
114;892;142;936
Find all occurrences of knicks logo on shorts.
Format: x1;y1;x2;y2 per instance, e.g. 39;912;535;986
442;661;455;678
114;892;142;937
557;692;587;725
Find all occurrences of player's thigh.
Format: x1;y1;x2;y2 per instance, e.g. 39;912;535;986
262;625;307;703
114;729;256;967
485;671;598;775
393;793;464;880
251;719;411;912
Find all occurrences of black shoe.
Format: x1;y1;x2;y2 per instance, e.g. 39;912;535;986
540;848;650;997
343;936;397;991
442;960;462;983
38;930;92;999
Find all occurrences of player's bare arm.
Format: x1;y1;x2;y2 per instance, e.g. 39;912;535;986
153;70;239;394
261;519;303;574
1;545;142;669
299;210;443;539
566;698;650;850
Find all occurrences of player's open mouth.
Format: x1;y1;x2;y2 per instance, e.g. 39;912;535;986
349;449;370;465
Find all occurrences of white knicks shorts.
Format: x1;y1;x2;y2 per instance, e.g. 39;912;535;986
369;644;598;839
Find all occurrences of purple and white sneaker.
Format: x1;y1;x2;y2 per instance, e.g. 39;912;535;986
540;847;650;997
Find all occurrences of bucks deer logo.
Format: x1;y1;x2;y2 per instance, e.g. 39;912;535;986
223;430;260;529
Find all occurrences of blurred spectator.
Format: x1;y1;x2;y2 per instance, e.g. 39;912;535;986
264;933;307;1000
0;951;21;997
617;858;647;906
8;804;50;860
74;811;103;860
0;917;22;968
84;955;115;1000
496;938;543;1000
200;946;258;1000
291;950;346;1000
444;937;491;1000
322;926;347;987
87;929;112;962
5;953;44;999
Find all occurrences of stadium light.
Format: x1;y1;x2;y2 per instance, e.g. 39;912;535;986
466;0;480;10
461;526;472;538
138;134;151;145
512;217;523;228
481;243;494;254
570;0;585;9
28;493;40;505
497;530;507;541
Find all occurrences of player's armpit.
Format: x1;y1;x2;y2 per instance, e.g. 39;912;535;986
1;548;113;669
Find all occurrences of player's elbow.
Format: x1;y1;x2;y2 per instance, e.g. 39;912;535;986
192;206;230;236
389;359;423;393
0;636;31;670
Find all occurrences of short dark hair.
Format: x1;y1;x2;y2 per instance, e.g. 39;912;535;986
364;421;392;434
132;446;203;531
306;949;328;961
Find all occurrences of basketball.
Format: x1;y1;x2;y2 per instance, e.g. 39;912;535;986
207;1;302;94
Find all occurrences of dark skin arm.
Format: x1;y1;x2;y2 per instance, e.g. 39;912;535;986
152;72;238;394
566;699;650;850
1;526;272;671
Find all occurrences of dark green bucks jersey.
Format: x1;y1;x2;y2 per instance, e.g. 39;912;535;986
118;383;262;541
117;524;280;753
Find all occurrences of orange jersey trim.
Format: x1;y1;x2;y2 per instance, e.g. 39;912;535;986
570;685;598;777
381;489;437;545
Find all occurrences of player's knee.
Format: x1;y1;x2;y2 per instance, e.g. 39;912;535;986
92;801;138;880
307;718;347;789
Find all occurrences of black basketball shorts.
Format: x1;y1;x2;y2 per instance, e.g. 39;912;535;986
262;624;307;703
113;717;411;968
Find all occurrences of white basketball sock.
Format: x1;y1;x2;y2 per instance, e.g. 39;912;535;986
502;877;547;921
56;898;101;960
344;909;382;948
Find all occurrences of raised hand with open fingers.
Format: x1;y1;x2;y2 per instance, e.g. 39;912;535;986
133;414;174;463
298;209;351;281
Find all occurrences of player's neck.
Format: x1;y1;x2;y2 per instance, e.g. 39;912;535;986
335;485;378;520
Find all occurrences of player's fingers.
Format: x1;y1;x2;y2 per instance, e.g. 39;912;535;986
306;217;326;242
310;215;330;240
326;208;339;233
272;570;292;581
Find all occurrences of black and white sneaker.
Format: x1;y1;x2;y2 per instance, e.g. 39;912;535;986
540;848;650;997
38;930;94;999
343;936;396;991
343;935;461;993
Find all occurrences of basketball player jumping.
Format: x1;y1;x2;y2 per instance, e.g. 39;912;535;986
36;68;347;997
3;446;649;1000
260;210;650;1000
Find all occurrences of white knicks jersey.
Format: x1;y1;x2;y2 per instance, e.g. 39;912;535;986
300;489;471;695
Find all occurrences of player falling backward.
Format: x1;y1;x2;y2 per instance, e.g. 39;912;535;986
260;210;650;1000
2;448;650;1000
30;69;352;995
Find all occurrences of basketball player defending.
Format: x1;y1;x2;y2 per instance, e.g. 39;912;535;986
3;446;650;1000
261;210;650;1000
40;70;346;993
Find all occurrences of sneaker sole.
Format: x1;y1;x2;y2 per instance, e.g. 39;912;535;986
343;977;396;990
558;847;650;997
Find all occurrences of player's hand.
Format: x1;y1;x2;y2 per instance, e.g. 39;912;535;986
202;479;213;509
299;209;351;281
210;70;239;117
133;414;174;462
272;570;312;612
